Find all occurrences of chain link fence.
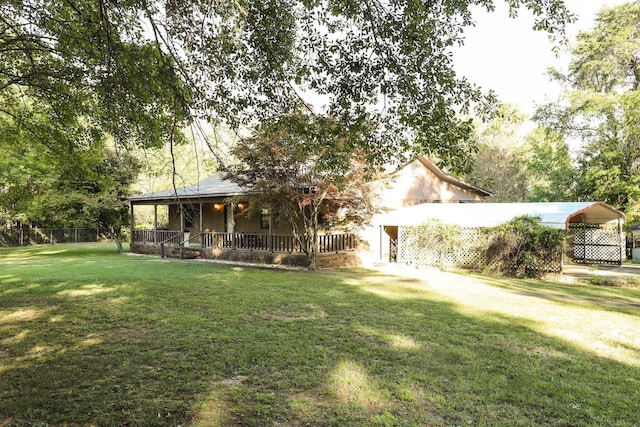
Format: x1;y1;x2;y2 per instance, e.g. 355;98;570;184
0;228;109;246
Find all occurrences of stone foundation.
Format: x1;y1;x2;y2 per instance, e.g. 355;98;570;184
130;243;361;269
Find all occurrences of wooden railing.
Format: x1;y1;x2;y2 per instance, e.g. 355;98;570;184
202;232;357;253
318;234;357;253
134;230;357;254
133;229;182;245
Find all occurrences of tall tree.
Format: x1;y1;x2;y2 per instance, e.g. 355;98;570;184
535;2;640;221
225;113;378;270
465;104;529;201
522;127;576;202
1;0;575;237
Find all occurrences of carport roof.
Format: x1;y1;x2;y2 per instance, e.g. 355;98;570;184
373;202;625;229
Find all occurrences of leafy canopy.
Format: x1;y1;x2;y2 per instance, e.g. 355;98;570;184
0;99;138;240
1;0;574;231
1;0;575;171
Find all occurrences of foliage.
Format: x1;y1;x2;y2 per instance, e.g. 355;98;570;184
484;216;565;278
535;2;640;222
465;104;529;201
402;221;462;268
0;1;191;150
585;274;640;288
465;104;577;203
1;0;576;173
1;0;189;240
2;243;640;425
0;102;139;251
1;0;575;239
224;113;378;270
521;127;576;202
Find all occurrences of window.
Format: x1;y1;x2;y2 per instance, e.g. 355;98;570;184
260;209;270;229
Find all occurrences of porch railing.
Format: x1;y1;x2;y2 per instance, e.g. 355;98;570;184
134;230;357;254
133;229;182;245
203;232;357;253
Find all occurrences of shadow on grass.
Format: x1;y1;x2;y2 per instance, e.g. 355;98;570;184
474;273;640;316
1;250;639;426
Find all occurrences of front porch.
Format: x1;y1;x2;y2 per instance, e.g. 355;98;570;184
127;174;361;267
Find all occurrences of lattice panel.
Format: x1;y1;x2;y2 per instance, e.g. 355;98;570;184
397;226;487;269
397;226;563;273
567;223;624;265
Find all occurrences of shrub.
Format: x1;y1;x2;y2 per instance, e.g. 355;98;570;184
402;221;461;268
483;216;564;278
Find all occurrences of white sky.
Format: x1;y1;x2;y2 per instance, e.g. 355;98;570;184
452;0;630;118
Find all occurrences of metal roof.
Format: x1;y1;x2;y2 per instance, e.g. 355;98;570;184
128;173;244;203
373;202;625;229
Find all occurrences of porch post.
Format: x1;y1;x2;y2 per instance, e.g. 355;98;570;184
269;207;274;252
180;203;184;233
199;202;204;248
619;218;624;264
228;202;236;249
379;225;383;261
227;202;235;233
130;202;134;245
153;205;158;244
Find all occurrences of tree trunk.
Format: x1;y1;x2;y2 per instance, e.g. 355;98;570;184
114;237;124;254
109;226;124;254
307;207;320;271
308;231;319;271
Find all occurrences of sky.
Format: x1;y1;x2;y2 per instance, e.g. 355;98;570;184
452;0;630;118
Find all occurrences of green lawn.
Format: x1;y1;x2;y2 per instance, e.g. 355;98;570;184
1;243;639;426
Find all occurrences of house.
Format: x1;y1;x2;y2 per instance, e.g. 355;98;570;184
361;155;492;263
128;155;490;267
378;156;491;208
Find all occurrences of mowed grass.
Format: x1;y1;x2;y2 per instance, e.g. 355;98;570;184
1;243;640;426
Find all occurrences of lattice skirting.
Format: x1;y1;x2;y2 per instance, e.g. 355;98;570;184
397;226;487;269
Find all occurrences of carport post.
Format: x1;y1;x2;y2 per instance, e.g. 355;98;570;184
619;218;624;264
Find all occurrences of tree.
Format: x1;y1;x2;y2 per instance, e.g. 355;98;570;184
466;105;577;203
0;99;139;251
1;0;190;239
0;1;191;151
465;105;529;201
224;114;378;270
1;0;575;172
535;2;640;222
522;127;576;202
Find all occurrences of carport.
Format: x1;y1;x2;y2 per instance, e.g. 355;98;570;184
373;202;626;266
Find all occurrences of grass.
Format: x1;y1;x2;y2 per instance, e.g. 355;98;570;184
1;243;640;426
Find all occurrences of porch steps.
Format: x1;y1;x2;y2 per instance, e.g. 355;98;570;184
163;246;202;260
